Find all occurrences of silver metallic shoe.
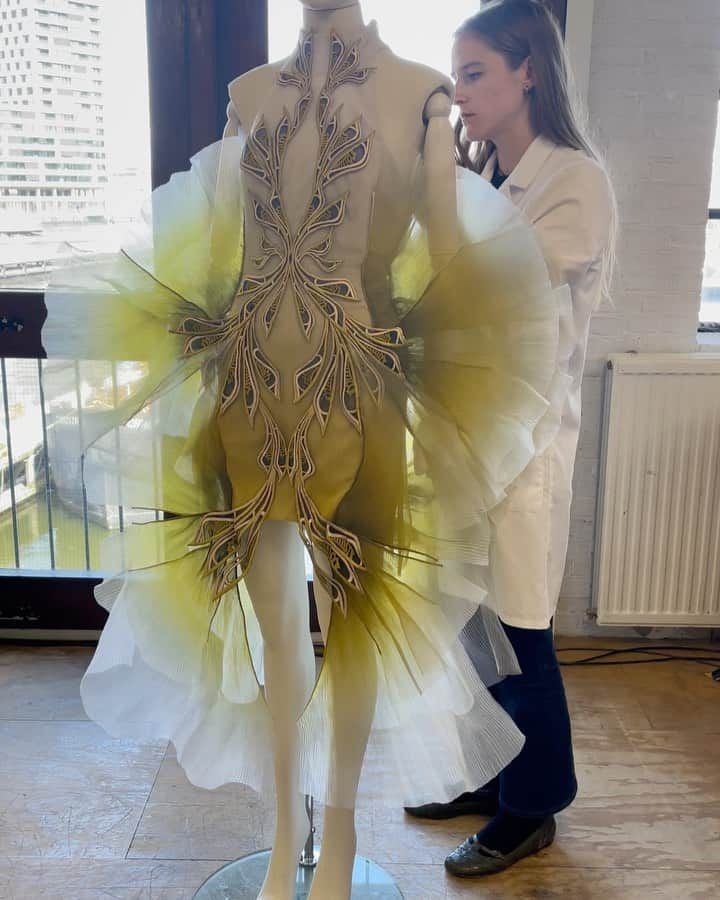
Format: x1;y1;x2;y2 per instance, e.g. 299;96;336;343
444;815;556;877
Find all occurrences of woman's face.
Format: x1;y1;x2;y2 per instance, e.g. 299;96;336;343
451;33;531;143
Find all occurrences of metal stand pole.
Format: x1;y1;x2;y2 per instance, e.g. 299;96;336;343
299;794;318;868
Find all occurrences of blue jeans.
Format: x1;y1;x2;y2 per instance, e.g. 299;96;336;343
485;621;577;817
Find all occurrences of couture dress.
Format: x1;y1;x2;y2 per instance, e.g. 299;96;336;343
43;25;566;808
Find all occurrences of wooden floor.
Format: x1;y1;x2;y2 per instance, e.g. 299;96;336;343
0;638;718;899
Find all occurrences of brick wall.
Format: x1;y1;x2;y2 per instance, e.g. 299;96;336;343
555;0;720;635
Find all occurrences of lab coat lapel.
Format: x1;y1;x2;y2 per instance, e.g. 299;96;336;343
504;136;556;200
479;136;556;201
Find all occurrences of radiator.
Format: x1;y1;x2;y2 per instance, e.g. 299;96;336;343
593;353;720;627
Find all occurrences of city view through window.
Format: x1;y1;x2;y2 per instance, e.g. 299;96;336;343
0;0;150;289
1;0;150;571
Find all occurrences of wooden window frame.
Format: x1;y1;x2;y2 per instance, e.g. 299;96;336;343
147;0;267;190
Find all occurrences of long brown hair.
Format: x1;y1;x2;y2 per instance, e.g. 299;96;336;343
454;0;595;173
454;0;617;304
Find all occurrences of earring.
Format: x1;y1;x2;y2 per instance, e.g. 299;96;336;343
523;82;532;94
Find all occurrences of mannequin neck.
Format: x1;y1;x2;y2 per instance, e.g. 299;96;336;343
302;3;365;36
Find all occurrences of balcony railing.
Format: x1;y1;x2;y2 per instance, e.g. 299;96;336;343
1;346;163;575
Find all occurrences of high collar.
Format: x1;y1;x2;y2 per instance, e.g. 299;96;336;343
481;135;557;195
296;19;384;65
300;3;374;42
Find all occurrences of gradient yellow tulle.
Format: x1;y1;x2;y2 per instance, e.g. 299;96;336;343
42;134;566;807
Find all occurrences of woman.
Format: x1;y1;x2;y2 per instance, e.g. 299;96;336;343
405;0;616;878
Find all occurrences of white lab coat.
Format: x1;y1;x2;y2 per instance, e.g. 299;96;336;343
480;135;614;629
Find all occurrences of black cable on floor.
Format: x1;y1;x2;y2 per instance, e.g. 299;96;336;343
556;645;720;680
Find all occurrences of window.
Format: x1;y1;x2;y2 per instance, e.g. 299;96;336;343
0;0;267;629
701;99;720;327
269;0;482;74
0;0;152;573
0;0;151;292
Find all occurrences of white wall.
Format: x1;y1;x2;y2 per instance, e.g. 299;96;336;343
556;0;720;635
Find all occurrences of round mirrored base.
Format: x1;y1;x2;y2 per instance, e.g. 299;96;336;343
193;849;404;899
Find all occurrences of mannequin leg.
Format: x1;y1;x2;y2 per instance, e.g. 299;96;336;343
244;520;317;900
307;569;378;900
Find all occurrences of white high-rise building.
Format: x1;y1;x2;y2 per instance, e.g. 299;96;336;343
0;0;107;226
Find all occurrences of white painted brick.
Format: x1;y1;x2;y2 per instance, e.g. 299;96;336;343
588;314;625;337
643;93;717;120
566;518;596;546
580;375;603;403
554;604;591;636
565;559;593;585
577;425;603;453
643;1;702;23
590;47;644;68
637;334;697;353
588;65;657;96
585;336;641;373
594;113;651;144
621;139;714;173
669;224;714;246
640;294;702;315
615;227;672;254
685;0;720;23
648;158;712;186
624;315;702;335
617;264;691;293
618;252;703;282
568;496;598;520
571;457;600;497
653;117;717;144
619;291;653;312
560;574;594;599
552;0;720;634
592;0;720;25
577;411;603;440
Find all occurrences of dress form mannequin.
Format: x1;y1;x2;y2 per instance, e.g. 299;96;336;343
222;3;461;897
42;2;564;899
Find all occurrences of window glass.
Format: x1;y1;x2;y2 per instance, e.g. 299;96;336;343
701;100;720;325
0;0;151;290
269;0;479;75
